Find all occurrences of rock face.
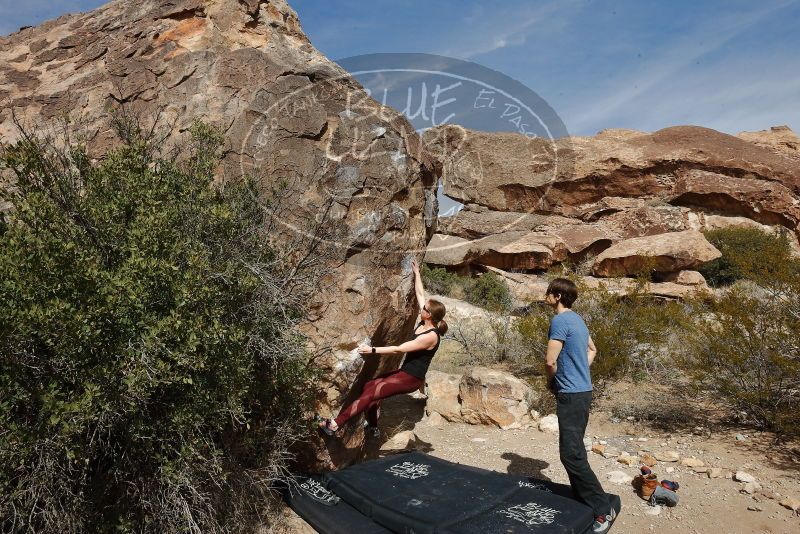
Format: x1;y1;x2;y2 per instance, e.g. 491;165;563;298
592;230;721;277
424;123;800;300
426;125;800;216
424;367;540;430
738;125;800;162
0;0;438;469
458;367;539;430
424;370;462;421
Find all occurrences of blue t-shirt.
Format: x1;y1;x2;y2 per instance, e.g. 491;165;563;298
548;310;592;393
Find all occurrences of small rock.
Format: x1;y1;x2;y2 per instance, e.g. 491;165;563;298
471;437;487;443
742;482;762;495
692;466;708;473
680;457;705;468
599;440;608;445
592;443;607;455
734;471;756;483
640;453;658;467
645;505;662;516
656;451;680;462
735;433;747;441
618;454;638;466
760;490;779;500
779;496;800;512
606;471;634;485
538;414;559;433
380;430;421;453
666;467;675;474
601;448;620;459
583;437;593;449
747;505;763;512
637;437;649;442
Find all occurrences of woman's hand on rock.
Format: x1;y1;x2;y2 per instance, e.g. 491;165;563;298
357;344;373;355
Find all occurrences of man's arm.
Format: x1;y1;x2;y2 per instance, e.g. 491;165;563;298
587;336;597;366
545;339;563;392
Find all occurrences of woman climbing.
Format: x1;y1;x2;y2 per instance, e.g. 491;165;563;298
319;259;447;437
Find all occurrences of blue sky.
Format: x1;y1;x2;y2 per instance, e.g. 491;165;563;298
2;0;798;137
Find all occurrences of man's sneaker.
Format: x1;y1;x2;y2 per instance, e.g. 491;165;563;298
592;507;616;533
592;514;611;533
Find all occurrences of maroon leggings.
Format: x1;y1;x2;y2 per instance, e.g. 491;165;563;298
334;369;423;427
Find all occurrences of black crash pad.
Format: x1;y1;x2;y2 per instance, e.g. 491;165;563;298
285;452;621;533
282;474;392;534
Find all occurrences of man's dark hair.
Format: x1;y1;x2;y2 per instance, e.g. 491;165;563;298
546;277;578;308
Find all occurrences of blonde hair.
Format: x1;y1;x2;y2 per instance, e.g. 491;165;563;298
426;299;448;335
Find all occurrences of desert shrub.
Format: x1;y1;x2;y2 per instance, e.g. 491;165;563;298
0;120;320;533
422;265;512;312
573;284;690;382
510;281;691;385
681;283;800;436
700;227;796;286
421;264;461;296
686;227;800;435
450;315;529;368
463;271;512;312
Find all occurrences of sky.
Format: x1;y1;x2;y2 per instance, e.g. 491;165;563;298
1;0;798;138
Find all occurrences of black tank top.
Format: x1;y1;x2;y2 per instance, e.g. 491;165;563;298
400;323;441;380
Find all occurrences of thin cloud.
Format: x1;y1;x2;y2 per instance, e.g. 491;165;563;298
437;0;580;59
567;0;797;134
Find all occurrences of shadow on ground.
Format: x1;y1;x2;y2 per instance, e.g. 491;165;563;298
501;452;552;480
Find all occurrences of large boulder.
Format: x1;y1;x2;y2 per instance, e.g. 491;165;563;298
670;170;800;229
737;125;800;162
424;371;462;421
437;206;581;240
427;125;800;217
592;230;721;277
468;231;568;270
424;234;472;266
458;367;540;430
425;231;568;270
0;0;437;469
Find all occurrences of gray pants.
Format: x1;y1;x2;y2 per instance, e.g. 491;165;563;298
556;391;610;517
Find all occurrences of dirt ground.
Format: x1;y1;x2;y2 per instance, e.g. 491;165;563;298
315;386;799;534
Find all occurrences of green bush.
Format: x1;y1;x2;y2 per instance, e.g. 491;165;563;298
700;227;795;286
421;264;461;296
463;271;512;312
513;282;690;384
0;121;318;533
681;284;800;436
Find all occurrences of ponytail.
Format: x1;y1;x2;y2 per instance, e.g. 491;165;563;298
426;299;447;335
436;319;448;335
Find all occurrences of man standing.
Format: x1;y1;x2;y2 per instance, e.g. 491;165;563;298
544;278;616;533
